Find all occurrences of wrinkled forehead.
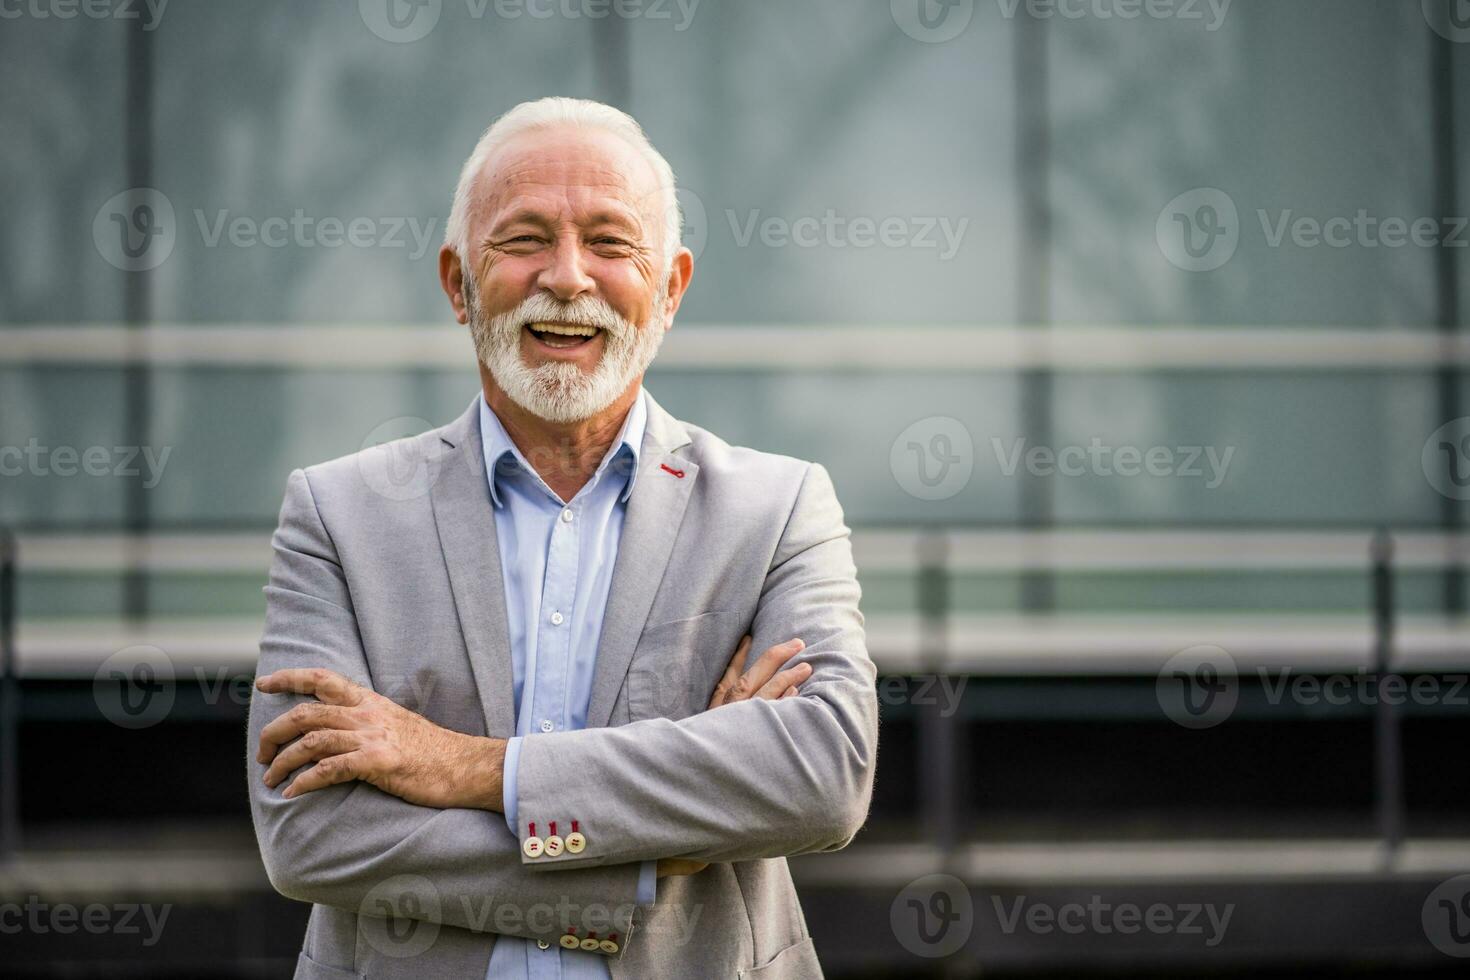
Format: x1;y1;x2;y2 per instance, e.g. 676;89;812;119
472;125;663;229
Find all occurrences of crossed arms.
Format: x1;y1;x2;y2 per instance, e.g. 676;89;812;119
246;462;878;948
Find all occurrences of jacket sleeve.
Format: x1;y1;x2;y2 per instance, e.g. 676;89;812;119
511;462;879;868
246;468;644;945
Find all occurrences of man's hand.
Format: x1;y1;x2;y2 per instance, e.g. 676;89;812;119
255;668;506;811
656;859;709;878
707;635;810;710
655;634;811;881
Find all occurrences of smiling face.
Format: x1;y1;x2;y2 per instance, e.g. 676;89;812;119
442;123;692;424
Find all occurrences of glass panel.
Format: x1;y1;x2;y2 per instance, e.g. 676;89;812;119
1048;0;1444;327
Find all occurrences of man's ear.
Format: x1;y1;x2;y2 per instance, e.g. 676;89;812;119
439;245;469;325
660;246;695;330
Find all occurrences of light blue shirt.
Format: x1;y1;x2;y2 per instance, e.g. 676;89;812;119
480;390;656;980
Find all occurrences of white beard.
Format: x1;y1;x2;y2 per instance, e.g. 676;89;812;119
466;279;668;424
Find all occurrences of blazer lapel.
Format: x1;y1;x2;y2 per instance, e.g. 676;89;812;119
428;398;518;738
586;392;698;728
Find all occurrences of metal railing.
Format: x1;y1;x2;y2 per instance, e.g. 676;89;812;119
1;528;17;858
0;524;1466;877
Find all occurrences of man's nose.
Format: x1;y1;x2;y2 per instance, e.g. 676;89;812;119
536;238;595;302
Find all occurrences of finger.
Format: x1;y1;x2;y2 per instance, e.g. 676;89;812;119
255;667;365;706
780;686;799;699
729;638;804;703
709;635;753;709
755;661;812;700
282;751;369;799
258;701;362;764
759;637;805;668
263;729;360;788
656;858;710;878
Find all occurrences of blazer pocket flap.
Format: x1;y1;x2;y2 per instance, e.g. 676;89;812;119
640;609;731;635
739;937;822;979
627;610;733;720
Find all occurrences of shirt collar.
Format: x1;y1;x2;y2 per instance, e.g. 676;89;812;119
479;388;647;508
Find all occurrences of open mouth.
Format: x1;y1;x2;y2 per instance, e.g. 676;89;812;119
524;321;602;351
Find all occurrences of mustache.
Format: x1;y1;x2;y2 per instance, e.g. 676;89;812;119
488;292;634;339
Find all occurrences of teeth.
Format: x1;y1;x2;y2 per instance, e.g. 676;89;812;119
529;322;598;337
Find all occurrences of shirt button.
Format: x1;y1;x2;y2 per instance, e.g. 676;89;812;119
539;719;554;733
561;508;574;523
537;940;550;950
550;611;564;625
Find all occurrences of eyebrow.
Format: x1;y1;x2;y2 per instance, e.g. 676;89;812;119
488;205;645;237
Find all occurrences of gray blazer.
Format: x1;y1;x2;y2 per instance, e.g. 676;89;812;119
247;390;878;980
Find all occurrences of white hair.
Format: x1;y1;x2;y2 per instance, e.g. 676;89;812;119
444;97;681;269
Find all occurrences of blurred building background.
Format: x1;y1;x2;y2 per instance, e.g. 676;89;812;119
3;0;1470;975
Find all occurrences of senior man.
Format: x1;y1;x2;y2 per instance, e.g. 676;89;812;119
247;97;877;980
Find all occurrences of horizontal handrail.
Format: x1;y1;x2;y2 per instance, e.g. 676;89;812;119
3;324;1470;370
13;528;1470;573
9;611;1470;678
